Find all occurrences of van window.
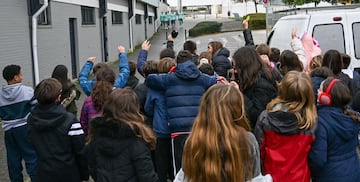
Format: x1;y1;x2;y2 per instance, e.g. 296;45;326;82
313;24;345;53
353;22;360;59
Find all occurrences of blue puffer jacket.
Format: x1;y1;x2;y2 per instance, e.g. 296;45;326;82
146;61;217;133
309;106;360;182
144;88;170;138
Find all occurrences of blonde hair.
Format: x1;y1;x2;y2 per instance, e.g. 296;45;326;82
309;55;322;71
183;84;253;182
267;71;317;130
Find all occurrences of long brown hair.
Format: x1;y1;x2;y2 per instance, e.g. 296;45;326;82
183;84;253;182
232;46;273;91
208;41;223;56
91;67;115;111
267;71;317;130
101;88;156;149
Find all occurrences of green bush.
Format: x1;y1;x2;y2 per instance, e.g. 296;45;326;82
242;13;266;30
189;21;222;37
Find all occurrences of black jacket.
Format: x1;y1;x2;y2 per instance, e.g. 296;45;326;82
211;47;232;77
27;103;89;182
86;117;158;182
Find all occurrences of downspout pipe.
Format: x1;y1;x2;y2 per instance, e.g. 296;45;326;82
32;0;48;85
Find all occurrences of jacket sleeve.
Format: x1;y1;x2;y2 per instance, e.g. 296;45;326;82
78;61;95;96
68;118;89;180
248;132;261;178
114;53;130;88
137;50;148;77
131;140;159;182
254;111;267;163
308;118;328;174
243;29;255;47
85;142;97;181
146;74;168;91
79;98;89;136
144;91;155;116
291;38;306;70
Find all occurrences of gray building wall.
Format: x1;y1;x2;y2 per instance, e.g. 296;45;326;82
0;0;161;86
0;0;33;86
107;11;130;61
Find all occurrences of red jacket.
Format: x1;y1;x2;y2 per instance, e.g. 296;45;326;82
254;110;315;182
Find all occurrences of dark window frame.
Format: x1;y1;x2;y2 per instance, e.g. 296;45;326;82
81;6;95;25
112;11;123;24
37;7;51;25
135;14;141;24
353;22;360;59
149;16;153;24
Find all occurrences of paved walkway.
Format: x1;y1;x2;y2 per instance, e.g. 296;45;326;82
0;16;267;182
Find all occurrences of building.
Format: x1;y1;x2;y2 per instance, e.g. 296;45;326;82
0;0;166;86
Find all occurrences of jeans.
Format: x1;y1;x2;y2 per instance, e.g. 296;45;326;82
5;125;37;182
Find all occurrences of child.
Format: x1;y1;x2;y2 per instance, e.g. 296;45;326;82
126;61;139;89
255;71;317;182
27;78;88;182
177;84;261;181
208;41;231;77
78;45;130;96
145;57;176;182
86;88;158;181
80;67;115;136
0;65;37;182
309;77;360;181
51;64;81;115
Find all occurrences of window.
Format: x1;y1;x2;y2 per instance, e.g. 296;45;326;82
135;14;141;24
149;16;153;24
38;7;51;25
81;6;95;25
313;24;345;53
112;11;123;24
353;22;360;59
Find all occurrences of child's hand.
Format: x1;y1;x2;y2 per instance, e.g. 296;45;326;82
291;27;297;39
118;45;125;53
87;57;96;63
141;40;151;51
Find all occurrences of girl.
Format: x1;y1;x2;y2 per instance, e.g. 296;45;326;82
51;65;81;115
255;71;317;182
232;46;277;128
86;88;158;182
80;67;115;136
177;84;261;182
309;77;360;182
208;41;231;77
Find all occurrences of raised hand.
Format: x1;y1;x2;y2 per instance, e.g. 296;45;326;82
141;40;151;51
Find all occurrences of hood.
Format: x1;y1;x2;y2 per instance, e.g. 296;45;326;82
29;103;67;131
91;117;138;157
1;83;23;102
267;111;299;135
213;47;230;58
175;61;201;80
318;106;360;141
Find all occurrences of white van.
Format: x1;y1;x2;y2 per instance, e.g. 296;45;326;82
267;7;360;70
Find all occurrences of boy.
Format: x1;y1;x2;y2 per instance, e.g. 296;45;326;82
0;64;37;182
27;78;89;182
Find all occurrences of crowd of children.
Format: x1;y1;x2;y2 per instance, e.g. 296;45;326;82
1;19;360;182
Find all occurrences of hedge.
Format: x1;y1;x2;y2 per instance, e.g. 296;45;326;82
242;13;266;30
189;21;222;37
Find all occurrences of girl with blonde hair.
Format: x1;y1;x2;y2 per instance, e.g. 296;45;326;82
255;71;317;182
178;84;261;182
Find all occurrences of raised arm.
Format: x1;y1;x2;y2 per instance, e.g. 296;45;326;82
114;46;130;88
137;40;151;77
242;20;255;47
78;57;96;96
290;27;306;70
